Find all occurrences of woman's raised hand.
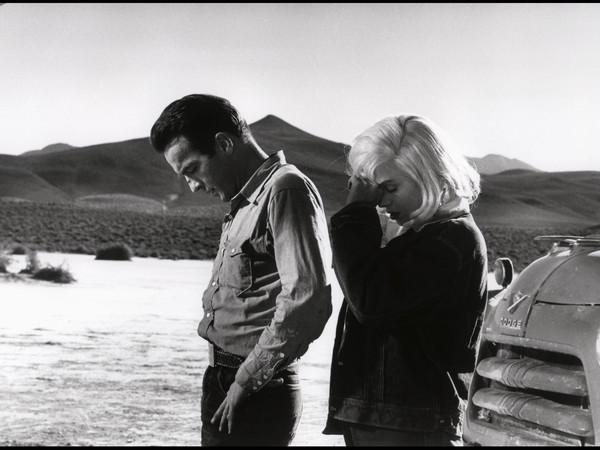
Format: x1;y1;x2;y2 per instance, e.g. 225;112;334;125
346;175;383;205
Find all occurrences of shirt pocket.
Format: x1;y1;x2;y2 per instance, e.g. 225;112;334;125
220;242;253;296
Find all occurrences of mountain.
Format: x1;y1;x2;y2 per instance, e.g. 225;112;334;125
0;116;598;228
1;115;349;216
16;137;187;204
249;115;348;215
0;165;71;203
471;169;600;227
20;143;77;157
467;154;539;175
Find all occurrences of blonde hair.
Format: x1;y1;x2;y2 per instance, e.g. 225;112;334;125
348;115;480;230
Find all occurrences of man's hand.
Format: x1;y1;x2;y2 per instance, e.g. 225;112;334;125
211;381;250;434
346;175;382;205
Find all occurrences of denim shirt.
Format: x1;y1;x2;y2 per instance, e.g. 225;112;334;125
324;202;487;434
198;151;333;394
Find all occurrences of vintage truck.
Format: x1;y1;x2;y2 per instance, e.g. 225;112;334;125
463;234;600;446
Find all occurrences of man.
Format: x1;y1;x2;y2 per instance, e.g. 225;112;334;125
149;94;333;446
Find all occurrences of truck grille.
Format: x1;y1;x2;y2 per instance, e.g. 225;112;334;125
469;343;594;445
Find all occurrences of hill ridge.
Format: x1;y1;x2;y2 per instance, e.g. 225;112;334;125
0;116;598;227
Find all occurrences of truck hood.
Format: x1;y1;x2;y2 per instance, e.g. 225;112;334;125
487;235;600;337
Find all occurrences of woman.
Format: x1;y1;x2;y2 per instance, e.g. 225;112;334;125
323;115;488;446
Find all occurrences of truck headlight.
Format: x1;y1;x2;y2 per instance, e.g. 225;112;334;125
494;257;514;288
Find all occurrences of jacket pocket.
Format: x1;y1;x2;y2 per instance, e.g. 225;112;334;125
220;243;253;295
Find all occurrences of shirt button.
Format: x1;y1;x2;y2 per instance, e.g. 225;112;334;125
263;375;268;379
278;352;285;358
211;281;216;286
257;381;262;385
206;312;211;318
231;248;236;253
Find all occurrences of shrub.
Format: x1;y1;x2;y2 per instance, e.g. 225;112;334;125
73;245;93;255
32;264;76;284
0;249;12;273
20;250;42;275
95;243;133;261
11;244;29;255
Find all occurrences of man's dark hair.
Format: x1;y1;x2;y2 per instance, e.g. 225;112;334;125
149;94;251;155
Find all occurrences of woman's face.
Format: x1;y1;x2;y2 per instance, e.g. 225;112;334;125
372;163;423;225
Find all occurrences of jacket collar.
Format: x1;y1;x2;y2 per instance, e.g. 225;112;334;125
396;197;471;236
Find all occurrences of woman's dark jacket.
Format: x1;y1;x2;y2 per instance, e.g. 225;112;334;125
323;203;488;434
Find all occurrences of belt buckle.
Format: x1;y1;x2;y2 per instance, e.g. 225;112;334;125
208;342;215;367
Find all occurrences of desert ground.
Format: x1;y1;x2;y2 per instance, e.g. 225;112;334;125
0;253;500;447
0;253;346;446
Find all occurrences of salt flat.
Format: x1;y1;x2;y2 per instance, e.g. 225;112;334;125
0;252;499;446
0;253;344;446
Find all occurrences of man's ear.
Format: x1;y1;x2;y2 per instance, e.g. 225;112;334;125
214;132;234;155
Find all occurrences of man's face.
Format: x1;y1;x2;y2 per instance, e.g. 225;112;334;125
164;136;235;202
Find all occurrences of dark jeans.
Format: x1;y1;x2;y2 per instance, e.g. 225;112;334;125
342;422;463;447
201;363;302;446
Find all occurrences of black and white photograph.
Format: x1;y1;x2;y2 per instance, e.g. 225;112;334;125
1;3;599;446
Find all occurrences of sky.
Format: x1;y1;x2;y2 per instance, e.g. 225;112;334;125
1;2;599;172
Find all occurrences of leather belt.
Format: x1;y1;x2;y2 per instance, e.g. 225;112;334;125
208;342;245;369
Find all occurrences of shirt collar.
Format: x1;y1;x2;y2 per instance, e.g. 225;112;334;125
230;150;286;212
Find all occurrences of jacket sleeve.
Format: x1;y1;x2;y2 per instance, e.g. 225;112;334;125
235;182;333;393
331;203;462;327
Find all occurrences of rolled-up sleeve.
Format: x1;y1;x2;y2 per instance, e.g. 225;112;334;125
234;184;333;392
